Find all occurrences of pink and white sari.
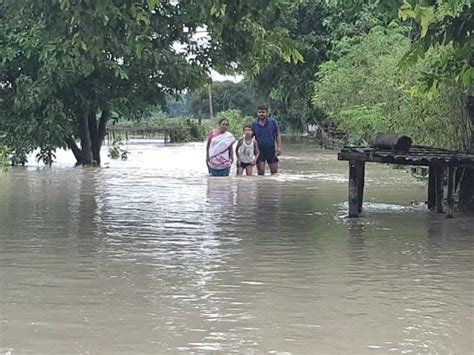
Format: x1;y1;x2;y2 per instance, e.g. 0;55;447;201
208;130;235;170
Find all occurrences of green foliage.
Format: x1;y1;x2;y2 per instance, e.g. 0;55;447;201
384;0;472;90
191;81;264;119
216;110;254;138
323;0;394;42
108;140;129;161
337;106;386;144
36;147;57;167
0;0;301;164
113;109;207;142
0;145;11;172
314;25;469;150
189;122;208;141
251;0;330;131
166;93;193;119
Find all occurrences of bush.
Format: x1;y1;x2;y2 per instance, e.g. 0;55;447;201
189;121;207;141
215;109;254;138
108;139;129;160
0;145;11;172
314;25;468;150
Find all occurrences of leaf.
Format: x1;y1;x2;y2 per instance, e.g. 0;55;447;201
416;6;435;38
147;0;158;10
135;42;146;59
461;67;473;86
291;49;304;63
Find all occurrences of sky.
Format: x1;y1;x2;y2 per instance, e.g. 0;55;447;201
210;69;243;83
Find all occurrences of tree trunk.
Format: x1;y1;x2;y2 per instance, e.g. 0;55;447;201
88;108;109;165
78;111;93;165
88;110;100;165
65;137;84;165
65;106;109;166
458;95;474;211
98;108;109;144
88;108;110;166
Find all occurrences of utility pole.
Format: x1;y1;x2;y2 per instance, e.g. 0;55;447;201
208;79;214;121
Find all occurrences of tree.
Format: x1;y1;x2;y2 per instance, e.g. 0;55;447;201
0;0;301;166
166;92;193;119
215;109;254;138
326;0;474;210
314;24;468;148
393;0;473;209
190;80;263;120
250;0;329;131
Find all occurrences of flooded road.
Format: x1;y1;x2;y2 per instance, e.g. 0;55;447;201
0;141;473;354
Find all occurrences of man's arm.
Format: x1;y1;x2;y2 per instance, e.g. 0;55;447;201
253;142;260;165
273;120;282;156
276;132;282;156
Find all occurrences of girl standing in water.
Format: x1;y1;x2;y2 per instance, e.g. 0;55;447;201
235;125;260;176
206;119;235;176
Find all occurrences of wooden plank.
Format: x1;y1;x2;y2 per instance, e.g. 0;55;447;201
339;151;474;167
446;166;455;218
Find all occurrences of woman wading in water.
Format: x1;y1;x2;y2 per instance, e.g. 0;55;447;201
206;118;235;176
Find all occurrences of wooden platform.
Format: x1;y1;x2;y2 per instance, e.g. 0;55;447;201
107;126;191;144
338;145;474;218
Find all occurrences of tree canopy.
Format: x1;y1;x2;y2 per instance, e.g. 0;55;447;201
0;0;301;165
251;0;329;131
190;80;264;119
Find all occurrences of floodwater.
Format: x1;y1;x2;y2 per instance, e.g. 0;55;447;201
0;141;472;354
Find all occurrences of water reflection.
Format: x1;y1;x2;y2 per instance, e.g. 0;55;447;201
206;177;236;216
254;179;282;234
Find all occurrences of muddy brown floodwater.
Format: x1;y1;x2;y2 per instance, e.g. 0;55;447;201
0;141;473;354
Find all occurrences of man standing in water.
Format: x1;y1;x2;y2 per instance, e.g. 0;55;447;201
252;105;282;175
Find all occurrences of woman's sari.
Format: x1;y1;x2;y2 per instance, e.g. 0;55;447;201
208;130;235;172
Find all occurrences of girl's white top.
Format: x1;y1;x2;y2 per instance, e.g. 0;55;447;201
239;138;256;163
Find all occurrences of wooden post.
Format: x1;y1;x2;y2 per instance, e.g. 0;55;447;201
427;165;436;209
446;166;455;218
348;161;364;218
434;164;444;213
358;161;365;214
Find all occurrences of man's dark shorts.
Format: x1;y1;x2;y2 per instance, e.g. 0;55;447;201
257;146;279;164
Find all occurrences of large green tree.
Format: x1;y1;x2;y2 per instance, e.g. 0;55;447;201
250;0;329;131
318;0;473;210
393;0;473;210
314;24;468;148
0;0;300;165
